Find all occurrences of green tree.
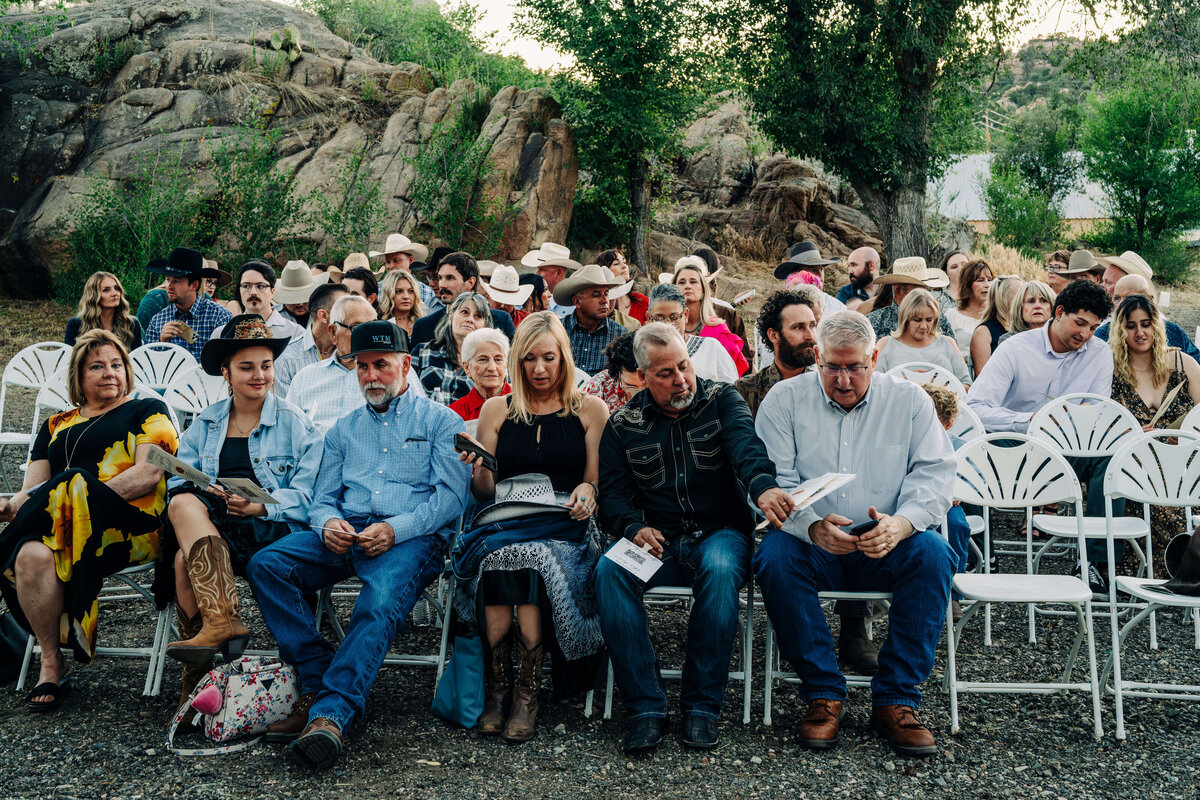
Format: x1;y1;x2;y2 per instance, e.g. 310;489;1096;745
1079;65;1200;251
725;0;1007;260
979;168;1064;257
993;104;1080;202
516;0;716;272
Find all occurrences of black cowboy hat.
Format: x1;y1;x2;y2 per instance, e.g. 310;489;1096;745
199;314;292;377
145;247;206;278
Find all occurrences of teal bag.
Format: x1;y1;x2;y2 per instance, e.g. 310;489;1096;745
431;632;485;728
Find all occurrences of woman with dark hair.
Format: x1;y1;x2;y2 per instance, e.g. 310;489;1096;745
944;259;992;366
581;331;644;413
159;315;322;715
1110;294;1200;574
939;250;970;302
65;271;143;350
0;330;178;712
411;292;495;405
519;273;549;314
597;249;647;326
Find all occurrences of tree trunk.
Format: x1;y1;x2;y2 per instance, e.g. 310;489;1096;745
628;154;651;278
854;182;929;266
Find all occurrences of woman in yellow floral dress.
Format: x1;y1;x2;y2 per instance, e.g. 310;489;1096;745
0;330;179;712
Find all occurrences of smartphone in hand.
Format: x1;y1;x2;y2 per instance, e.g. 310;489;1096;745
848;519;880;537
454;433;498;472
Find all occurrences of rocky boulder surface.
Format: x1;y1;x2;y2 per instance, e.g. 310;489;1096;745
0;0;576;297
656;98;884;266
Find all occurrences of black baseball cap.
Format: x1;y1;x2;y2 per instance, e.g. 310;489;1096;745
345;320;410;358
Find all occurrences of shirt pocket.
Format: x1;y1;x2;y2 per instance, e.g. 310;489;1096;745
686;419;724;471
262;454;297;487
627;443;666;490
397;438;432;484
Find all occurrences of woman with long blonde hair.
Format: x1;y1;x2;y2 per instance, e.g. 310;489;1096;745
65;272;142;350
377;270;427;338
454;310;608;742
672;265;749;375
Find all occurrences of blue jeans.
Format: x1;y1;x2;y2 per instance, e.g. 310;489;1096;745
754;528;954;709
947;505;970;599
594;528;750;721
1066;455;1126;565
246;528;445;732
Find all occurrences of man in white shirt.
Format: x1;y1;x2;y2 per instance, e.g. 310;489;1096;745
967;279;1115;591
288;295;425;431
274;282;348;396
230;260;306;343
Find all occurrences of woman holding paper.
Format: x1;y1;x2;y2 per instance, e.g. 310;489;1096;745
158;315;323;716
0;330;179;712
1109;294;1200;574
453;312;609;742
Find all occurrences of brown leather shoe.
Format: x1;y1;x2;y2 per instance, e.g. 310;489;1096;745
289;717;343;770
266;692;318;743
838;617;879;674
798;698;845;749
503;638;543;742
869;705;937;757
478;633;512;735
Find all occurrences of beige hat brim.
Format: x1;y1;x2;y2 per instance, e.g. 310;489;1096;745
608;280;634;300
874;269;949;289
552;271;625;305
483;281;534;307
1095;255;1153;282
370;243;430;263
274;271;331;304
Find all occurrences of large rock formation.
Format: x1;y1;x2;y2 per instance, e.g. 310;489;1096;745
654;98;883;268
0;0;576;297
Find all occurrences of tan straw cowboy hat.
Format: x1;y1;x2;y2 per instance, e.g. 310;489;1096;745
873;256;950;289
328;252;371;283
520;242;582;272
482;264;534;306
273;260;330;304
369;233;429;264
1095;250;1154;282
552;263;625;305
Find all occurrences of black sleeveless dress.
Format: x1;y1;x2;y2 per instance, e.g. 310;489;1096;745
484;405;587;605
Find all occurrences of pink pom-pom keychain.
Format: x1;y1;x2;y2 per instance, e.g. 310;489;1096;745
191;684;223;715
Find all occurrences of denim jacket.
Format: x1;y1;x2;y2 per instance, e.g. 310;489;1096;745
598;378;779;541
169;392;325;532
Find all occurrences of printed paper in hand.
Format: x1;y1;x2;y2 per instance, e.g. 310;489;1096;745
789;472;855;509
603;538;663;582
146;446;213;488
217;478;279;505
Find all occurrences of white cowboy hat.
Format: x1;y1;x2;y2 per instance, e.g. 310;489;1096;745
273;260;331;304
552;263;625;306
472;474;573;528
604;267;633;300
659;254;723;285
1096;250;1154;282
369;233;429;263
872;256;950;289
520;242;582;272
482;264;534;306
477;260;501;278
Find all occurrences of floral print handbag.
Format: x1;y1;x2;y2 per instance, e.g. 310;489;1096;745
167;656;299;756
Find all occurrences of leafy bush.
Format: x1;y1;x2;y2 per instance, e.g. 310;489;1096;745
301;0;544;93
979;167;1064;258
311;148;389;257
1082;223;1196;286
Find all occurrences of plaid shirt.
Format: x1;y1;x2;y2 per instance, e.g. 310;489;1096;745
733;362;784;421
564;314;626;375
145;295;232;361
412;345;473;406
417;280;443;313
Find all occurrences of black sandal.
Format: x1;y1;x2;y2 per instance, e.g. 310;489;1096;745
26;677;70;713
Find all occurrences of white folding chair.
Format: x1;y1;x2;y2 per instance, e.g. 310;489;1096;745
130;343;195;393
949;403;985;442
947;433;1102;739
162;365;227;429
129;381;181;430
1178;404;1200;436
588;584;756;724
0;342;71;492
17;562;173;697
1028;393;1149;591
761;590;890;725
1102;430;1200;740
886;361;967;399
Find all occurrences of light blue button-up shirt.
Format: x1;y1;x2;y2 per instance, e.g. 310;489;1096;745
966;325;1113;433
755;371;955;542
309;388;470;544
286;352;426;431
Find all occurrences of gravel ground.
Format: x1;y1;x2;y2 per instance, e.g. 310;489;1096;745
3;301;1200;800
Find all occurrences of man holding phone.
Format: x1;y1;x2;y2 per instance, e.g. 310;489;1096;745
753;310;956;758
247;320;469;770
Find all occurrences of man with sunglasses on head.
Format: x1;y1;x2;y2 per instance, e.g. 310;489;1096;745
754;310;956;758
287;295;425;431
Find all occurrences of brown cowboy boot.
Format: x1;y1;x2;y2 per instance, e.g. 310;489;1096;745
174;608;211;725
478;632;512;735
502;638;543;742
166;537;250;665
